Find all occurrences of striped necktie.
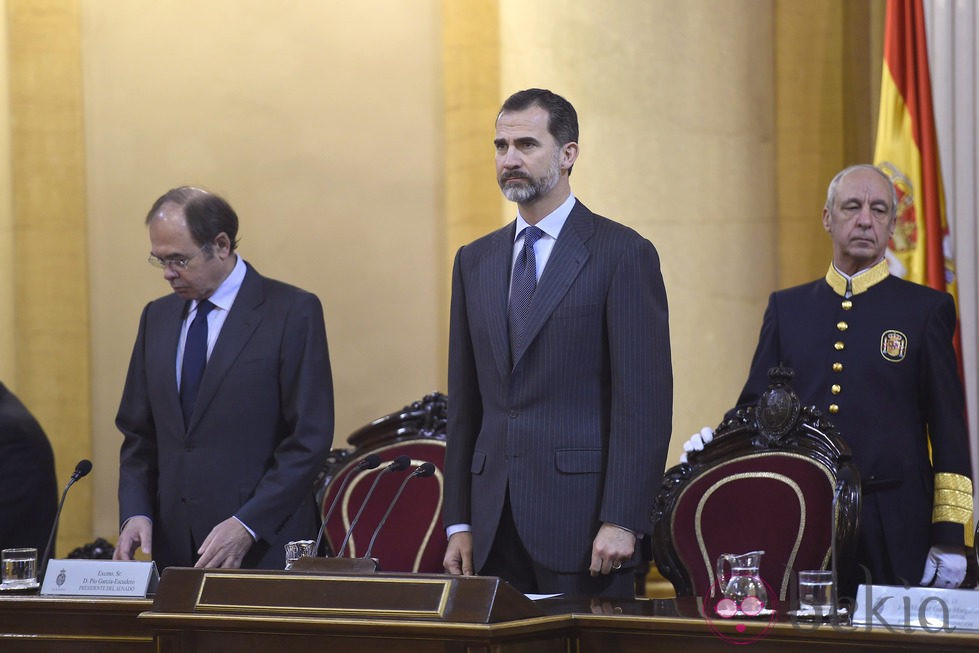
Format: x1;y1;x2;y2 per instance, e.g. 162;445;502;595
508;226;544;363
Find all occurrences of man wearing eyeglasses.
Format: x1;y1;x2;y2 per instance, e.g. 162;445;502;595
114;187;334;570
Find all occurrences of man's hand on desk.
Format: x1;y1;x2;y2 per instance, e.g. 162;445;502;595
443;531;474;576
195;517;254;569
113;515;152;560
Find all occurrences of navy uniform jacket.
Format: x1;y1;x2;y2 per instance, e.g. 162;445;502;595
736;260;972;585
444;200;673;574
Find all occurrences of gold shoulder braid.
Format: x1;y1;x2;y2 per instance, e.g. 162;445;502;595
933;472;975;547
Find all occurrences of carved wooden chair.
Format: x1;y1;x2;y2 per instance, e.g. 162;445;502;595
314;393;447;573
651;368;861;603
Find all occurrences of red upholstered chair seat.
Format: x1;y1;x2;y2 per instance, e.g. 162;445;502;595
670;452;834;601
320;439;446;573
314;393;448;573
651;368;860;602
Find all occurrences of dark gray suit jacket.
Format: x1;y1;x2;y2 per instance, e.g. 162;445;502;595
117;262;334;569
445;200;673;573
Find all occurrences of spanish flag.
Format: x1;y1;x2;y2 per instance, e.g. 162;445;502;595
873;0;972;548
873;0;958;305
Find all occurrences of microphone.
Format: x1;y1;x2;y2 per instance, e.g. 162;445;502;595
40;459;93;581
363;462;436;560
335;455;411;557
313;453;381;556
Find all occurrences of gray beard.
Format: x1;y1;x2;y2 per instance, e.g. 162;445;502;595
500;162;560;204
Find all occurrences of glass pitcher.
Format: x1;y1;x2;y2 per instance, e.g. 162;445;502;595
716;550;768;610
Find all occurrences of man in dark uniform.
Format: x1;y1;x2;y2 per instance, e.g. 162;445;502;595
684;164;973;589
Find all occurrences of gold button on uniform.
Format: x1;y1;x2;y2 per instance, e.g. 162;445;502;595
837;321;848;331
834;341;845;351
831;384;841;394
833;363;843;372
828;404;839;414
841;300;853;310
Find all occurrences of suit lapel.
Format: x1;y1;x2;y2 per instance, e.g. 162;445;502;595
475;223;517;379
156;297;189;434
511;201;593;367
187;265;265;433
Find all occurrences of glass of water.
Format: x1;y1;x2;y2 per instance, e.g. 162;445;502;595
284;540;316;570
1;547;38;589
798;569;834;616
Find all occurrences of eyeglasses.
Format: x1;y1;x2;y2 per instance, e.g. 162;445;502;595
147;244;209;270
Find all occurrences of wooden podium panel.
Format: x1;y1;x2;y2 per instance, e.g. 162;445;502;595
142;567;569;653
0;595;154;653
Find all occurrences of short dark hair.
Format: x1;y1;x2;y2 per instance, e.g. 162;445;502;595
145;186;240;252
499;88;578;147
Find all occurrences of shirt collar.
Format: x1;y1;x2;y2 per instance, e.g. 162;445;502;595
514;193;575;242
194;254;246;313
824;258;890;297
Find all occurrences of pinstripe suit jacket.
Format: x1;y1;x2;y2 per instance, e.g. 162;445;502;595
444;200;673;574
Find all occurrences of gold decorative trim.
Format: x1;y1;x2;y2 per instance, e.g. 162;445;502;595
934;488;973;510
196;572;451;619
824;259;889;296
143;611;569;631
935;472;973;495
933;472;974;547
675;452;835;602
0;635;151;643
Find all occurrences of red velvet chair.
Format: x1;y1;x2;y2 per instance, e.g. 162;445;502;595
315;393;447;573
651;368;860;603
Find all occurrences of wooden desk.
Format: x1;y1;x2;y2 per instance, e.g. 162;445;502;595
563;597;979;652
0;594;153;653
3;573;979;652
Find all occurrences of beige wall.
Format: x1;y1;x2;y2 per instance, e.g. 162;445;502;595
0;0;12;379
1;1;883;549
494;1;778;457
82;0;444;539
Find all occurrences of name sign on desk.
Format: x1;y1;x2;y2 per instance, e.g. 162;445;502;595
852;583;979;633
40;559;159;597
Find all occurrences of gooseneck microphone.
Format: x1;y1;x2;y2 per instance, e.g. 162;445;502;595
335;455;411;557
313;454;382;556
363;462;436;560
40;459;93;581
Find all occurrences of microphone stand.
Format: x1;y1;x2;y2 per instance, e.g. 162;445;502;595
291;456;410;575
40;460;93;582
363;462;435;560
313;454;381;556
336;456;410;557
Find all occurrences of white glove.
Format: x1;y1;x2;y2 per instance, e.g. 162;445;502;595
679;426;715;464
920;545;967;588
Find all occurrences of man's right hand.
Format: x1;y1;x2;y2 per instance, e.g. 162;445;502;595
679;426;715;463
113;515;152;560
443;531;474;576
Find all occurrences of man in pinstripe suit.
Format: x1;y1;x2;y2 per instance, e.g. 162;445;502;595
442;89;673;598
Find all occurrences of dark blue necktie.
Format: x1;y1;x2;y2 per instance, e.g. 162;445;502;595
508;226;544;363
180;299;215;426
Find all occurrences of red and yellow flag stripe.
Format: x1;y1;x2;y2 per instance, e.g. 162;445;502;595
873;0;958;304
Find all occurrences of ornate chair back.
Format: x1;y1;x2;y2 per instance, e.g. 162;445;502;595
651;369;860;603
